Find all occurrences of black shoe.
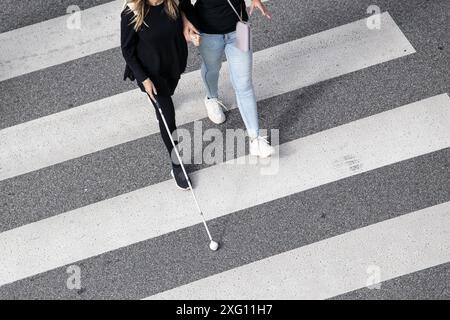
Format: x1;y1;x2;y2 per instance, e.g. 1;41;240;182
171;166;191;190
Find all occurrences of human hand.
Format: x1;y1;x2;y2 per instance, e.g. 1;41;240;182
143;78;157;102
250;0;272;19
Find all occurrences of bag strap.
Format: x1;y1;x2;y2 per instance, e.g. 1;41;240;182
227;0;244;22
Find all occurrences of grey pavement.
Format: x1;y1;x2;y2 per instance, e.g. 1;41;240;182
0;0;449;299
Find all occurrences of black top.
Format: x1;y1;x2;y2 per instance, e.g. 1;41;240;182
179;0;248;34
120;3;188;96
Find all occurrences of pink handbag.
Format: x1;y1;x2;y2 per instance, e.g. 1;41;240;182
227;0;251;52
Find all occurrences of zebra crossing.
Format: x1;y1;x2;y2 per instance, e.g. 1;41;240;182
0;0;449;299
149;201;450;300
2;93;448;287
0;11;415;181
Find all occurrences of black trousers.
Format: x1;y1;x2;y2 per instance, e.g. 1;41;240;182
149;95;181;167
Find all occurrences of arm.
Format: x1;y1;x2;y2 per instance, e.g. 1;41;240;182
120;9;148;84
120;9;157;100
178;0;200;42
178;0;198;26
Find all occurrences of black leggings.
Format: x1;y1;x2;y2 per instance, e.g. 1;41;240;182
149;95;180;167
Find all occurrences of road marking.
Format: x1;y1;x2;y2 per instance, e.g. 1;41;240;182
0;12;415;181
147;201;450;299
0;93;448;287
0;0;265;81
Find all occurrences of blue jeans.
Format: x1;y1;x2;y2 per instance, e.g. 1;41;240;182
199;31;259;138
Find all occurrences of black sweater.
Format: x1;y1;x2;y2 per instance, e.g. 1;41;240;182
179;0;248;34
120;3;188;96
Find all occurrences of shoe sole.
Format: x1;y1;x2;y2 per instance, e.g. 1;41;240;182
250;149;275;159
171;170;191;191
207;114;226;125
250;152;273;159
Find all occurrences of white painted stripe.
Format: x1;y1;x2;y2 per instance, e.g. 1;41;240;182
0;12;415;181
147;201;450;300
0;93;449;286
0;0;264;81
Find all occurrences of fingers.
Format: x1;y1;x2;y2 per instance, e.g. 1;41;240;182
182;16;199;38
147;84;157;103
190;24;200;35
190;33;200;47
251;2;272;19
184;25;200;43
143;78;156;102
260;5;272;19
147;91;156;103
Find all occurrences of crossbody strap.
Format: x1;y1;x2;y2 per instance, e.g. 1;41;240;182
227;0;244;22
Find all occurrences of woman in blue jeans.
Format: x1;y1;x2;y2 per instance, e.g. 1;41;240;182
179;0;274;158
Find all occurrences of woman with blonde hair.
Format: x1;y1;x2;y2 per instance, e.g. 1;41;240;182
121;0;191;190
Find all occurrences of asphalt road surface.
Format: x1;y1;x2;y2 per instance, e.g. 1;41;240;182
0;0;449;299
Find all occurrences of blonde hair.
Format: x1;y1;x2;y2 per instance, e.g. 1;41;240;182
124;0;179;31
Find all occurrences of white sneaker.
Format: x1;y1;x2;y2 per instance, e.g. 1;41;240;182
249;136;275;158
204;97;227;124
